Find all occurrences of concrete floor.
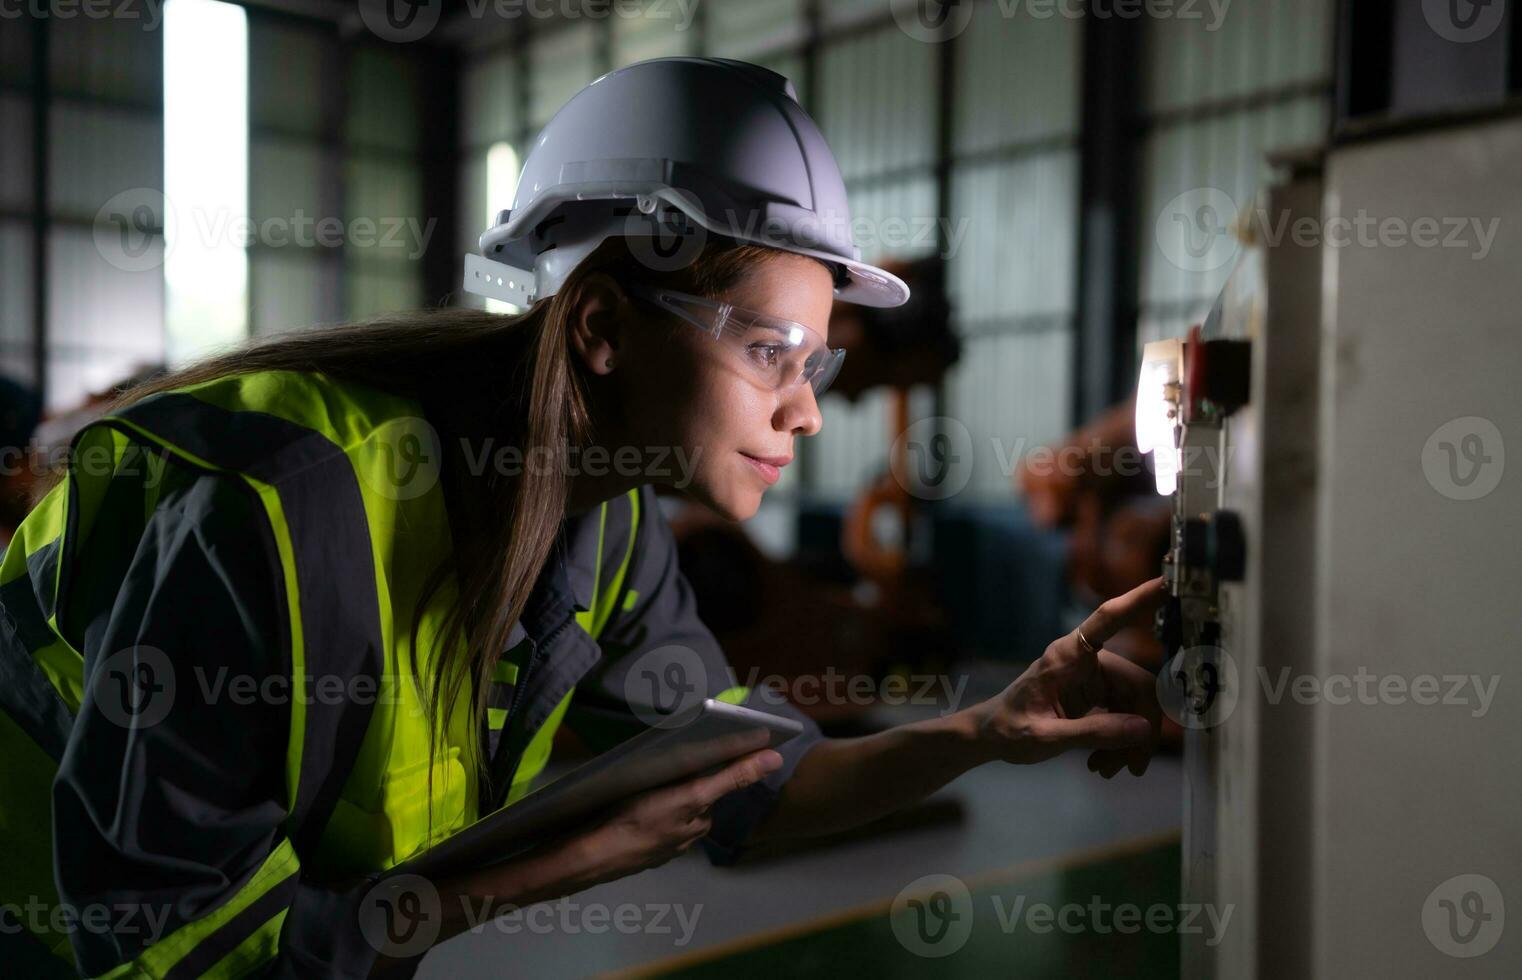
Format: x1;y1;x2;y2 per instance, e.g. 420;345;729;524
416;663;1184;978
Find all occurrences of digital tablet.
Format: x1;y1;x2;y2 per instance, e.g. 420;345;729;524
395;698;804;880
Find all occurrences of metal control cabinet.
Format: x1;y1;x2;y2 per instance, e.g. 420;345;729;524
1153;113;1522;979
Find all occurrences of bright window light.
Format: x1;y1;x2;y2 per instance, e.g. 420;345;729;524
164;0;248;364
484;140;521;314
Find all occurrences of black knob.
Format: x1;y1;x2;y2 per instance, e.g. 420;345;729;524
1181;518;1209;566
1208;510;1247;582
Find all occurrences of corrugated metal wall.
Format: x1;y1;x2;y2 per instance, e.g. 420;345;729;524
1136;0;1334;349
611;3;697;65
457;47;520;309
249;17;340;335
0;22;36;389
706;0;806;60
42;16;164;412
344;46;425;320
944;2;1082;502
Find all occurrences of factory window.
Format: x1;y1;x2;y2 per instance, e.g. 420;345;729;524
163;0;249;364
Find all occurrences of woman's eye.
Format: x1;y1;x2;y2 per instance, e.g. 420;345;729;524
747;343;783;368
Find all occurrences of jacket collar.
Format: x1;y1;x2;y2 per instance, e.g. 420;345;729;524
503;502;603;649
562;503;602;614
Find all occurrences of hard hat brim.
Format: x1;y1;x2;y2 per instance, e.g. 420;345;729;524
770;241;911;309
481;201;913;309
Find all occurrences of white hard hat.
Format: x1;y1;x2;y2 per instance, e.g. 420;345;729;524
462;57;911;309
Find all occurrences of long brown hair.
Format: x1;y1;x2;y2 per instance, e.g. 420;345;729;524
50;238;791;803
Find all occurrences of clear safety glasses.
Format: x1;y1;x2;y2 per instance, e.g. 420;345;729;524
626;284;846;397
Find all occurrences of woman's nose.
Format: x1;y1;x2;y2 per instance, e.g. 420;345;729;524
777;383;823;436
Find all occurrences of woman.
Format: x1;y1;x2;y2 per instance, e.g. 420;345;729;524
0;58;1164;978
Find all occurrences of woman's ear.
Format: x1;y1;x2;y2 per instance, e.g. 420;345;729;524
567;273;628;376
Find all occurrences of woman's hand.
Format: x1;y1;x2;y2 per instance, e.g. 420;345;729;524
562;746;783;888
427;746;784;952
972;576;1168;777
359;748;783;974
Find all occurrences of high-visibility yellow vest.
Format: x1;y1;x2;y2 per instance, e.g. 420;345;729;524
0;369;640;975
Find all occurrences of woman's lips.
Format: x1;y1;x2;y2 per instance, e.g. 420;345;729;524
740;452;789;485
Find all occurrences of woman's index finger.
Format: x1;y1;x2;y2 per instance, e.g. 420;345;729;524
1077;575;1169;647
